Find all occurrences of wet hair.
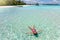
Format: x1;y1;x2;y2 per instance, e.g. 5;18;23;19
34;33;38;37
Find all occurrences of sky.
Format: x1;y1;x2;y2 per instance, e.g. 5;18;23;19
21;0;60;4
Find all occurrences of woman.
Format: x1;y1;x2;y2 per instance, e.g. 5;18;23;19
28;26;38;36
27;25;42;37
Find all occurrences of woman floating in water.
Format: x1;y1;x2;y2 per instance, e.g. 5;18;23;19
26;25;42;37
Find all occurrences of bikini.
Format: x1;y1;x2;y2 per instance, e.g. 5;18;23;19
32;29;38;35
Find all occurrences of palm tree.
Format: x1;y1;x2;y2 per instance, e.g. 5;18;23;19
16;0;26;5
0;0;26;5
10;0;26;5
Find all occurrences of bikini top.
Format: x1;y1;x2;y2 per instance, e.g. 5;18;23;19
32;29;37;34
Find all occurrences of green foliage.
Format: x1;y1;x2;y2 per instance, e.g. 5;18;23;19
11;0;26;5
0;0;26;5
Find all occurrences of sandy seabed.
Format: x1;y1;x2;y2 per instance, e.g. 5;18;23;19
0;5;60;40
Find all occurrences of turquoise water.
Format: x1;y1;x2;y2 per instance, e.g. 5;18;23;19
0;5;60;40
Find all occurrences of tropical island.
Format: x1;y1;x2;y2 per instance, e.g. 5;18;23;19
0;0;60;6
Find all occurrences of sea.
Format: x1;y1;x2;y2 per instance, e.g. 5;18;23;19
0;5;60;40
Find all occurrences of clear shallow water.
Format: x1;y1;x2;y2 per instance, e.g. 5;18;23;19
0;5;60;40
